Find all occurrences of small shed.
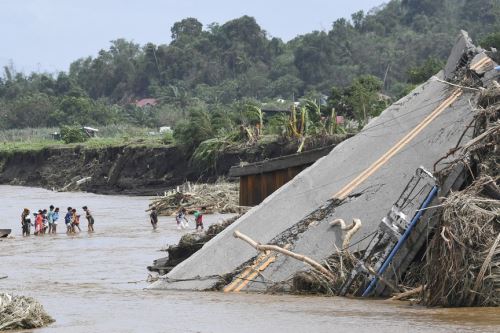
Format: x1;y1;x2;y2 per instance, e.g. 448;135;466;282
229;145;334;207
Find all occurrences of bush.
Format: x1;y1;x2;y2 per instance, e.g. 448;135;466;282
60;126;88;144
161;131;174;144
173;109;214;152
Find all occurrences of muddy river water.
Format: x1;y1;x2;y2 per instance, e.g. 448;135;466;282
1;185;499;333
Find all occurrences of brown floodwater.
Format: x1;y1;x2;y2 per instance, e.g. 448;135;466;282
0;185;499;333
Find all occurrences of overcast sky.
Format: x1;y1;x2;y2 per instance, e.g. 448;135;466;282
0;0;384;74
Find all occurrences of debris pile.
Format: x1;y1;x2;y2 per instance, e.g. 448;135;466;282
424;87;500;307
266;86;500;302
0;293;54;331
148;215;241;275
149;181;248;216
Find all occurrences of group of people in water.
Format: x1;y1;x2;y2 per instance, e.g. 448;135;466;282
21;205;95;236
149;206;205;231
21;204;203;236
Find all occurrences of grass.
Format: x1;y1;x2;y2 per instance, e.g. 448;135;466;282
0;125;170;154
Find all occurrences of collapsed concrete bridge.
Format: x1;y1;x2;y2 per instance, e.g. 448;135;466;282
150;31;499;293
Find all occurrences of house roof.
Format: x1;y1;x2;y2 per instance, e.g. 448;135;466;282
136;98;158;107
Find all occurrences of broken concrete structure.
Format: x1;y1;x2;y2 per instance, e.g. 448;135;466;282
150;32;499;293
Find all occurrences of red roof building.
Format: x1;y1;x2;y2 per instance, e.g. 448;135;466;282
135;98;158;107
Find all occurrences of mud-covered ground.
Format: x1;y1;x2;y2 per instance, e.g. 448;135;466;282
1;185;499;333
0;136;343;195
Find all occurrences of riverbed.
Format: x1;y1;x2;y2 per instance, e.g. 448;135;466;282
0;185;498;333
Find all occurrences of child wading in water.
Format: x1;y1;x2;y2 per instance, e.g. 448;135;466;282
194;208;204;231
71;208;81;233
52;207;59;234
65;207;73;233
47;205;55;234
150;207;158;230
175;207;189;229
34;210;43;235
83;206;95;232
21;208;31;236
42;209;48;234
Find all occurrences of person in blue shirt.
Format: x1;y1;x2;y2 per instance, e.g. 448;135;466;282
64;207;73;233
47;205;55;234
52;207;60;234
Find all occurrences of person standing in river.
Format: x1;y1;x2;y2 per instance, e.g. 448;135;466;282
82;206;95;232
150;207;158;230
47;205;55;234
71;208;81;233
175;207;189;230
21;208;31;236
65;207;73;233
52;207;60;234
194;208;204;231
42;209;48;234
34;210;43;235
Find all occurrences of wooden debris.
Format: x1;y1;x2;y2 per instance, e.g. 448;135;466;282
0;293;54;331
390;285;424;301
149;180;249;216
233;230;336;281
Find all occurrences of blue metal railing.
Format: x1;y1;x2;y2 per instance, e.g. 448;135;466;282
362;185;439;297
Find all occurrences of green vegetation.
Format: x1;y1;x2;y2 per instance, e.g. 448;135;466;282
1;0;499;156
60;126;88;144
0;125;166;154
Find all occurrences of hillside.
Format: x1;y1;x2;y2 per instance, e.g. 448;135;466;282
0;0;499;132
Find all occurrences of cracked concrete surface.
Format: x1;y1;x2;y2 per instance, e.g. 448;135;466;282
150;33;483;292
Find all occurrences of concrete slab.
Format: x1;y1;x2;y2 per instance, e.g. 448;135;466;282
444;30;475;80
470;53;495;75
151;78;477;291
150;32;480;292
244;87;476;291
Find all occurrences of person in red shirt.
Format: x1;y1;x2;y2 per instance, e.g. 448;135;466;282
35;210;43;235
71;208;81;233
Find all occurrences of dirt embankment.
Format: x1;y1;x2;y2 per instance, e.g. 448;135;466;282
0;136;345;195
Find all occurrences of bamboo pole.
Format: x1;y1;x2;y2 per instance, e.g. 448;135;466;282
233;230;336;281
467;233;500;306
389;285;424;301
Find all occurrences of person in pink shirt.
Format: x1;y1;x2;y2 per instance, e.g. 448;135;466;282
35;210;43;235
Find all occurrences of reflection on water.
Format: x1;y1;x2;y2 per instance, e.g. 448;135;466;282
0;185;498;333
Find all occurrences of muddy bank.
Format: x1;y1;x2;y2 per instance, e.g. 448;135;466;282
0;135;345;195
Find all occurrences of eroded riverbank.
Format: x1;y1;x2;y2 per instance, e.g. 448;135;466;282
1;185;499;333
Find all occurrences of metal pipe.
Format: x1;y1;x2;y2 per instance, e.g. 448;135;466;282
362;185;439;297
